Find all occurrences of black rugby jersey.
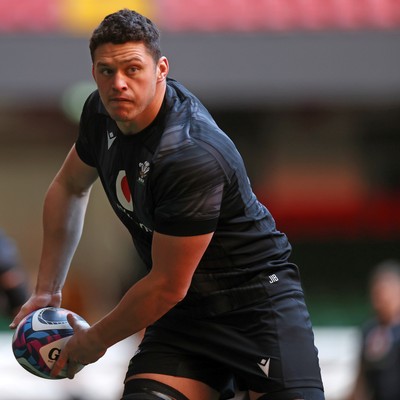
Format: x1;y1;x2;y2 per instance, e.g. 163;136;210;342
76;79;294;296
360;320;400;400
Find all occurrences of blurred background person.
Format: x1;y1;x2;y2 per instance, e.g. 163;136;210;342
0;228;29;320
348;260;400;400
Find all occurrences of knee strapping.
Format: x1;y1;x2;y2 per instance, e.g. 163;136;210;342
121;378;189;400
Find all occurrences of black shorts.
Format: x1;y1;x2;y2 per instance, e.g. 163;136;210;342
125;269;324;398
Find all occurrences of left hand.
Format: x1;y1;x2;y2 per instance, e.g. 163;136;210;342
51;313;107;379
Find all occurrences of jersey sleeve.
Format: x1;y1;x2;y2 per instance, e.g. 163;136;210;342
152;145;226;236
75;92;98;167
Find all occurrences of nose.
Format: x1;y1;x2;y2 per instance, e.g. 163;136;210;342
112;72;128;91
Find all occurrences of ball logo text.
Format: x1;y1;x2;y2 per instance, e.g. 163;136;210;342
48;347;61;361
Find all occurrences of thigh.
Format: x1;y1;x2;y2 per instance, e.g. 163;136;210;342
124;373;220;400
125;343;236;398
126;288;323;396
249;387;325;400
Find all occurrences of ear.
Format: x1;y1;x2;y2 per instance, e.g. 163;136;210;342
91;64;96;81
157;56;169;82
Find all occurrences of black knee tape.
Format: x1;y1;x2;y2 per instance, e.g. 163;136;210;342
122;378;189;400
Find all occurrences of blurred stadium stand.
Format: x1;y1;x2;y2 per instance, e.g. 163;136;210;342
0;0;399;105
158;0;400;31
0;0;399;33
0;0;399;106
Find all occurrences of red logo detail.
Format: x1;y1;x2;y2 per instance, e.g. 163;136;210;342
116;171;133;211
121;175;131;203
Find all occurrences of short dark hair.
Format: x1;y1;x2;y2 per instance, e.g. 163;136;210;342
89;9;162;63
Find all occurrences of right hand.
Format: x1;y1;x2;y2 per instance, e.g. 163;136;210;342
9;291;62;329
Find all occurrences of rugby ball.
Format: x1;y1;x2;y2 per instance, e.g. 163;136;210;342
12;307;88;379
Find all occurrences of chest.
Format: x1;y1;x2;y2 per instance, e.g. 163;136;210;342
95;121;155;234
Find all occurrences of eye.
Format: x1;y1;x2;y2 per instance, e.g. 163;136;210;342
99;67;114;76
127;66;139;74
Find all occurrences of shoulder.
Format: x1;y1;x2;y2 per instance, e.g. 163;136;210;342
80;90;105;124
83;90;102;110
157;79;236;179
76;90;107;166
78;90;110;141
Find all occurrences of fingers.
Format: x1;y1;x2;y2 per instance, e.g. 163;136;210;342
66;360;84;380
67;312;80;330
50;342;69;379
67;312;90;330
9;305;32;329
9;312;22;329
51;313;88;379
50;341;83;379
9;294;61;329
50;315;78;379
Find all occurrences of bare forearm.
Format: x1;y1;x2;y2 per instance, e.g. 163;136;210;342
35;178;91;294
9;147;98;329
88;232;213;349
90;272;182;349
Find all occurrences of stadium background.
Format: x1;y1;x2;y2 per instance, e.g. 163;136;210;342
0;0;400;399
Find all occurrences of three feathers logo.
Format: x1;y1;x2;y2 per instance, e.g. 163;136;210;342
138;161;150;185
115;162;150;210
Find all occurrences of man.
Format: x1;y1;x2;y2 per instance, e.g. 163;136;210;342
348;260;400;400
11;9;324;400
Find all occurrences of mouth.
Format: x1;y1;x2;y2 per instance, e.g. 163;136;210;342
110;97;132;103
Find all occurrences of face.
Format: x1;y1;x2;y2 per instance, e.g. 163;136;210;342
371;273;400;324
92;41;168;134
